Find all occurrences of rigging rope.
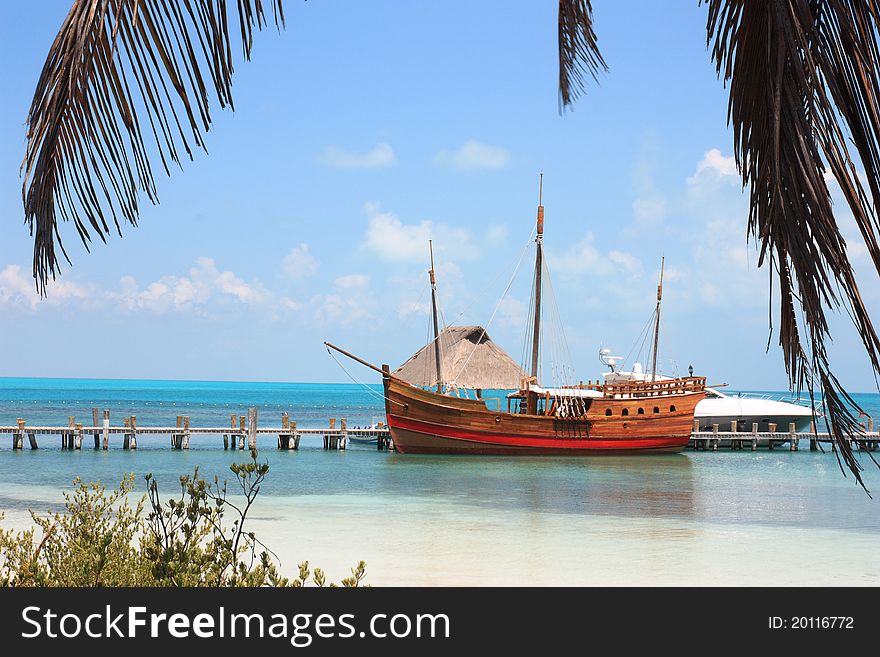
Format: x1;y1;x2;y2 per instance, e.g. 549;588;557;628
627;308;656;370
409;229;535;394
625;309;656;366
450;232;535;386
325;347;406;408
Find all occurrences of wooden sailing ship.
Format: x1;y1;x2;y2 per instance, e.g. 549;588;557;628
326;178;706;454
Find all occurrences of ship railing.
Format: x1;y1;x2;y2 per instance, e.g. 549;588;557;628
575;376;707;399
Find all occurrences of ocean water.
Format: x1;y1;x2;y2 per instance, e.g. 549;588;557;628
1;378;879;586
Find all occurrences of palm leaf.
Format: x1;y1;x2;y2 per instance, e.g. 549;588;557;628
704;0;880;489
558;0;880;488
558;0;607;108
21;0;285;293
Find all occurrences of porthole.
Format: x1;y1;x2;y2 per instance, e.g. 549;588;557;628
670;405;677;412
605;409;612;416
622;408;629;416
637;408;645;415
653;406;660;414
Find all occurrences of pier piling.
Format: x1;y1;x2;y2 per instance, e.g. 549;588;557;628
248;408;257;450
102;409;110;450
13;419;24;450
789;422;798;451
74;423;83;450
279;413;288;448
224;414;234;450
238;416;246;450
92;408;100;449
173;416;183;449
751;423;758;451
768;422;777;450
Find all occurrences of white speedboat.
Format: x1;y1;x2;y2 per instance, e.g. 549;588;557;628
598;351;816;432
695;387;815;432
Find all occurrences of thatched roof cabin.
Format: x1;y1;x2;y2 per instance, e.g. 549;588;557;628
394;326;525;390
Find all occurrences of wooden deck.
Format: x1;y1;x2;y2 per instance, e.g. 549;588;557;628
0;408;393;451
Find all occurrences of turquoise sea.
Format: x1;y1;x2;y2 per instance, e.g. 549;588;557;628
1;378;879;586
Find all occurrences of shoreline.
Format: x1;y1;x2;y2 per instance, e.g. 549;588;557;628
2;498;877;587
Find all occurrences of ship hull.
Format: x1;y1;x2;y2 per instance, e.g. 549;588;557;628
383;377;703;456
388;416;689;454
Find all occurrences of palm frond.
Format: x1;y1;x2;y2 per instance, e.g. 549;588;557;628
705;0;880;489
558;0;607;109
22;0;285;293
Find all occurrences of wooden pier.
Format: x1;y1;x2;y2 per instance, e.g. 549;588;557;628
687;419;879;452
1;412;877;454
0;408;393;452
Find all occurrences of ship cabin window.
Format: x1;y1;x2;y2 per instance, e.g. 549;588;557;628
670;405;677;412
637;408;644;415
605;409;612;416
622;408;629;416
653;406;660;414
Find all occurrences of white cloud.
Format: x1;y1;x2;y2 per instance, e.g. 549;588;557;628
687;148;738;185
362;204;478;263
317;142;397;169
691;218;753;274
316;274;375;324
282;243;318;281
624;136;669;234
608;251;643;275
434;139;511;170
281;297;302;311
486;224;508;245
700;282;721;305
334;273;369;289
632;196;667;224
111;258;268;313
0;264;90;310
496;296;527;328
663;266;689;283
397;301;430;318
0;265;46;309
552;233;642;278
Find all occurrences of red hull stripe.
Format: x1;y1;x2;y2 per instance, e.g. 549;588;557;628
388;415;690;451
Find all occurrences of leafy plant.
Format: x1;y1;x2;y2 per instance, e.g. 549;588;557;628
0;450;365;587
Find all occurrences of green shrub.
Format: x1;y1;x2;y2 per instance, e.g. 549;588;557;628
0;450;366;588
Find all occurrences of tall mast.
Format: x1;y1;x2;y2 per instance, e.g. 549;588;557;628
650;256;665;382
530;173;544;381
429;240;443;392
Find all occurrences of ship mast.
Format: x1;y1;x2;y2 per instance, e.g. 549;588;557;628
429;240;443;393
650;256;665;383
530;173;544;382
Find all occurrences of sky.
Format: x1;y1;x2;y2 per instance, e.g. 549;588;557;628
1;0;878;391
